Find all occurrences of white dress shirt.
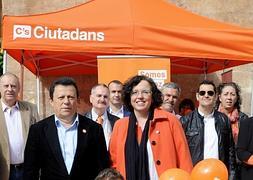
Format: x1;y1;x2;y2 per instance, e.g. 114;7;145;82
91;108;112;149
2;101;24;164
147;140;159;180
108;106;124;118
198;109;219;160
55;115;79;174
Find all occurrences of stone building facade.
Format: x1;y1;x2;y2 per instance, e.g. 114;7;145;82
1;0;253;118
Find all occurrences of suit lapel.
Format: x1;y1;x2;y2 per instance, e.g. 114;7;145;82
107;112;118;128
44;117;68;173
19;101;31;143
0;102;10;156
71;115;89;171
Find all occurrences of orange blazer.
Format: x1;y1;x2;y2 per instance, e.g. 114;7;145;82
109;108;193;179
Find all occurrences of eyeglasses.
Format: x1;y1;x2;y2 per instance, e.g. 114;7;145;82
198;90;215;96
131;90;152;97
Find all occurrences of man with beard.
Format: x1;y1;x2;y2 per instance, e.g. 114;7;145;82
161;82;181;118
84;84;119;149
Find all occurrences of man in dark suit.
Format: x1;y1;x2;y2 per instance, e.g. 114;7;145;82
84;84;119;149
24;77;110;180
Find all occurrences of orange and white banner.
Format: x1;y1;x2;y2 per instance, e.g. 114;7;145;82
97;56;170;88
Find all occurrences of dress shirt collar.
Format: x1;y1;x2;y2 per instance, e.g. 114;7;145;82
109;106;124;114
54;114;79;128
108;106;124;118
1;100;19;112
91;108;108;121
198;108;214;118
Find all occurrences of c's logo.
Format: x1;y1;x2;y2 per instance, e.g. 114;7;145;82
13;25;32;40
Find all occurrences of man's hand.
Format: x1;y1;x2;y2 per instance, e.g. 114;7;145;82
245;155;253;165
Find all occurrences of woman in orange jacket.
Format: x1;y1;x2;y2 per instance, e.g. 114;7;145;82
109;75;192;180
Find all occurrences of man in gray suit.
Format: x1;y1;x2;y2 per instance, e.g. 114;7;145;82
0;72;39;180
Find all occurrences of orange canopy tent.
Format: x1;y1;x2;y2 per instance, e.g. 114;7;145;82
2;0;253;76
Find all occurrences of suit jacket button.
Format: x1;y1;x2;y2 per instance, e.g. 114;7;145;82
156;160;161;165
151;141;156;145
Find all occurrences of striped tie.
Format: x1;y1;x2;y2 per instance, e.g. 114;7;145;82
96;116;103;125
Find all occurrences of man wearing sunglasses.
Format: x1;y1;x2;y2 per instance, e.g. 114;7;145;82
180;80;237;180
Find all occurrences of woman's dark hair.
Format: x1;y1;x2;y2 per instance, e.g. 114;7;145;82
216;82;242;110
179;98;195;112
122;75;163;112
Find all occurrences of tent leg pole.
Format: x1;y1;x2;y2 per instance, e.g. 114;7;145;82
36;75;40;116
20;64;24;100
3;50;7;74
20;50;25;101
204;62;207;80
251;81;253;116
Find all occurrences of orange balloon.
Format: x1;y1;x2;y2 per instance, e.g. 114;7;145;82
190;158;228;180
159;168;191;180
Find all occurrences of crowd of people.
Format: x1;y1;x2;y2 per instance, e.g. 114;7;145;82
0;72;252;180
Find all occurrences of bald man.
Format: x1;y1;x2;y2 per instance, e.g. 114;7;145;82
0;72;39;180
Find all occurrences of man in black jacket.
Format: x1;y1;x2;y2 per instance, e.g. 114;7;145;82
24;77;110;180
180;80;237;180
